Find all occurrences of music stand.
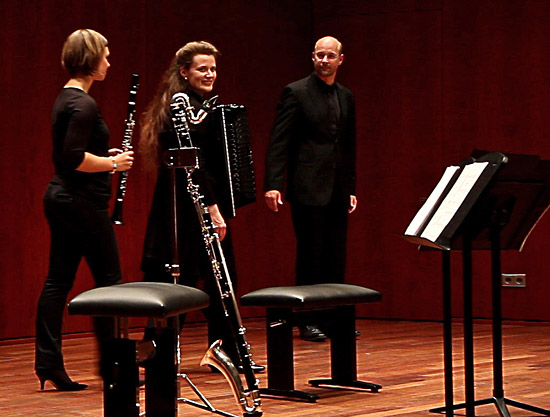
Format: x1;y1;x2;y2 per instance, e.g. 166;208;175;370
403;150;550;417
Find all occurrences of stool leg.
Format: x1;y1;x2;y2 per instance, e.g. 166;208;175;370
103;338;140;417
260;308;319;402
145;326;177;417
267;308;293;389
309;306;381;392
331;305;357;382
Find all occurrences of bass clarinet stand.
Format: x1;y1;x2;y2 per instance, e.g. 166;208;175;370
162;147;242;417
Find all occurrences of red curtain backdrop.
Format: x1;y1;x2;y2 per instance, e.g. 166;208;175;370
1;0;550;339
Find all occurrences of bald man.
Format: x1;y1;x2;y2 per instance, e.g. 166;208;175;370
264;36;357;342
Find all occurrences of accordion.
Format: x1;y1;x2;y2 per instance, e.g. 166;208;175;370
215;104;256;218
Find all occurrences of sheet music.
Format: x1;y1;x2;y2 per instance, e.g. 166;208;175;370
404;166;460;236
420;162;489;242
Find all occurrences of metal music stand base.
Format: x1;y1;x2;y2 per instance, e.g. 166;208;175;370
178;372;239;417
430;224;550;417
430;396;550;417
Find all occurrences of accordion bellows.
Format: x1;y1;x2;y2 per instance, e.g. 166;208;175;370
215;104;256;217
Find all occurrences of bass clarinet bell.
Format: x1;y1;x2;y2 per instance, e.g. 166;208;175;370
201;340;262;416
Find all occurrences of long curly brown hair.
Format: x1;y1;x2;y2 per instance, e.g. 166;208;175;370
139;41;220;169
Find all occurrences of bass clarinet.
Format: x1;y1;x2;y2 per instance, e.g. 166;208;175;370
169;92;262;417
112;73;139;225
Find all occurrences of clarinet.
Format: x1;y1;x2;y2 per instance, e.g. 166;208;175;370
111;73;139;225
169;92;262;416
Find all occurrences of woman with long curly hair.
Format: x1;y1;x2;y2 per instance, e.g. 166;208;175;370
139;41;261;371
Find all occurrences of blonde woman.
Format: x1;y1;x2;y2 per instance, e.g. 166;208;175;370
35;29;133;391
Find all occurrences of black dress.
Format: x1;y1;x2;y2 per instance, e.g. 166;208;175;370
141;90;239;361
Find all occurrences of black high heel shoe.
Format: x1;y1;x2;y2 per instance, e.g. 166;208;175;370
36;369;88;391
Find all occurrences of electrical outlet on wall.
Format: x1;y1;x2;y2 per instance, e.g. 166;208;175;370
501;274;526;288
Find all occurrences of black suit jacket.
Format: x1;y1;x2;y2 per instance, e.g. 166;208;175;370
265;73;356;206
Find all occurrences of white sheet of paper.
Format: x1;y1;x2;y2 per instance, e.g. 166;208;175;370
420;162;488;242
404;166;460;236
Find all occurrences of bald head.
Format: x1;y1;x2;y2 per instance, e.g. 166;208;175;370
314;36;343;55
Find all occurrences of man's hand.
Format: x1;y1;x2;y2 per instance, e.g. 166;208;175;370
349;195;357;213
264;190;283;212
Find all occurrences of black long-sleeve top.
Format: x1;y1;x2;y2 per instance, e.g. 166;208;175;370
50;87;111;207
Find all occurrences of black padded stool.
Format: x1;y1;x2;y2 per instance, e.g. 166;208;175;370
241;283;382;402
68;282;209;417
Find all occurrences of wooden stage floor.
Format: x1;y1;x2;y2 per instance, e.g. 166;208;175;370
0;319;548;416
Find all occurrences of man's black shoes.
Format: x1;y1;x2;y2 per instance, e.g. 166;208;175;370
299;325;327;342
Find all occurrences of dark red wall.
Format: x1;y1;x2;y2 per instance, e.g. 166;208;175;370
2;0;550;340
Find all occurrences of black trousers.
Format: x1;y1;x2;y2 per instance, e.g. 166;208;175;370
36;183;122;371
290;192;349;286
